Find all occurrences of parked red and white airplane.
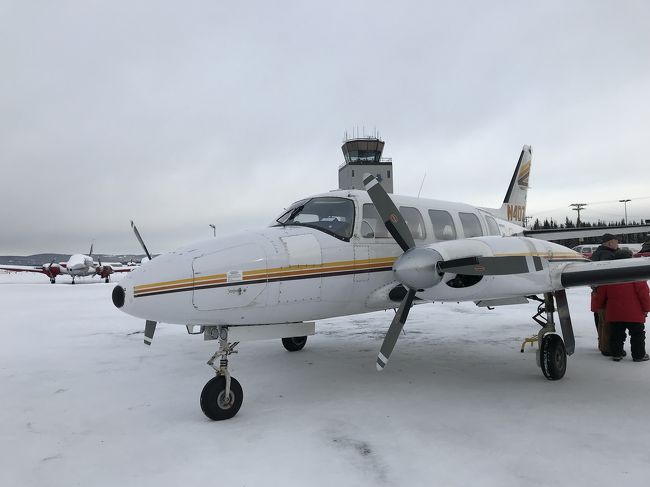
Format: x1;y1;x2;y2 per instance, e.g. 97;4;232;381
1;244;133;284
112;145;650;420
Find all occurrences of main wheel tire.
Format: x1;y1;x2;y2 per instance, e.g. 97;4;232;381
540;334;567;380
282;336;307;352
200;376;243;421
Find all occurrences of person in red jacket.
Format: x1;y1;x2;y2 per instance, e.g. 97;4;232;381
594;248;650;362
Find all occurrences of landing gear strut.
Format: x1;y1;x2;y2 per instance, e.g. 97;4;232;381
529;292;574;381
200;326;243;420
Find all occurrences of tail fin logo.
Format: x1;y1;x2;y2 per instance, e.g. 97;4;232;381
517;161;530;189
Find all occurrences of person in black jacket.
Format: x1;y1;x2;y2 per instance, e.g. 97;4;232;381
590;233;621;355
590;233;619;261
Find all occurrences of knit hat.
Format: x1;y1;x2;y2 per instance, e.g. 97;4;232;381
601;233;618;243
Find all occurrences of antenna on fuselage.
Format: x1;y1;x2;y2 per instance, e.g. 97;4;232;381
417;172;427;198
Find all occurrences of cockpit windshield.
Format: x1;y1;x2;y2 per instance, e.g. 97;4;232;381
274;197;355;240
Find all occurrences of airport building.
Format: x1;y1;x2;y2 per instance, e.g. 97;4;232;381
338;136;393;193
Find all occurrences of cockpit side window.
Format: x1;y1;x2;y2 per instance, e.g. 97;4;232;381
274;197;355;240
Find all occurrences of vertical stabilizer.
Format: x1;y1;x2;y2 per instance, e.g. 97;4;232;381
89;243;94;257
485;145;531;227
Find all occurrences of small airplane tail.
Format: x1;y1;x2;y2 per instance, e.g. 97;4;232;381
484;145;531;227
89;243;94;257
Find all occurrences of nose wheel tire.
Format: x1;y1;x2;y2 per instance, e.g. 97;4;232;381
540;334;567;380
282;336;307;352
200;376;243;421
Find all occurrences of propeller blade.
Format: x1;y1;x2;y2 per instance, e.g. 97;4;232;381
144;320;157;346
131;221;152;261
377;288;416;371
363;174;415;252
438;255;543;276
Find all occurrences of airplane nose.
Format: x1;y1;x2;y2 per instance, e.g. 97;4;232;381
112;285;125;308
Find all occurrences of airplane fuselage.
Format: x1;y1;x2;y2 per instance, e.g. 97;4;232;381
64;253;97;277
117;190;583;326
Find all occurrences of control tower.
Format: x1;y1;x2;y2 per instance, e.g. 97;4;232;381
338;135;393;193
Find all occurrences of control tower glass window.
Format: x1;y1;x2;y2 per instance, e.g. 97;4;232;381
274;197;355;241
345;150;381;164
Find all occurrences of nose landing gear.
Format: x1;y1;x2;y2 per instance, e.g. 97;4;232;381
201;326;243;420
282;335;308;351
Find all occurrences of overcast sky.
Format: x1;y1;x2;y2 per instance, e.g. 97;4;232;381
2;1;649;254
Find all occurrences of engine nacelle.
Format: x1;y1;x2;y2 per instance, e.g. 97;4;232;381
426;236;575;264
412;236;582;302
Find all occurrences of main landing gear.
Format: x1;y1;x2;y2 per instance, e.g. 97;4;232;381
528;291;575;380
199;325;312;420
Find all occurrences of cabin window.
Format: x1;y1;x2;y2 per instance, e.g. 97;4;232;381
361;204;426;240
459;212;483;238
399;207;426;240
387;170;391;178
485;215;500;236
428;210;457;240
362;204;391;238
274;197;355;240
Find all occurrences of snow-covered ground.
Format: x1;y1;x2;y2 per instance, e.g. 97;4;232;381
2;271;649;487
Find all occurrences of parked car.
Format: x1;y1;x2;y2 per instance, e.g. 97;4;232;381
573;243;645;259
572;245;599;259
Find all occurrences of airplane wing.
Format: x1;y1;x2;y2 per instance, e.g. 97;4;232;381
110;267;135;273
524;224;650;241
559;256;650;288
0;265;47;274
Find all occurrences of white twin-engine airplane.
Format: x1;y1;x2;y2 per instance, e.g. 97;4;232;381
112;146;650;420
0;244;132;284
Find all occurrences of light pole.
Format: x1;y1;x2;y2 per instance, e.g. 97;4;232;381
619;199;631;225
209;224;216;237
570;203;587;227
